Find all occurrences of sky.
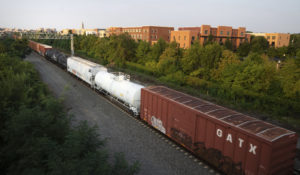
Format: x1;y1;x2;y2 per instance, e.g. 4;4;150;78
0;0;299;33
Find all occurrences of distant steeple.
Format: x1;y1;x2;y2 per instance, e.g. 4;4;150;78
81;22;84;29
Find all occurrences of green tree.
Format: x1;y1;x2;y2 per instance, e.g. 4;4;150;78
290;34;300;51
201;43;223;69
279;54;300;98
157;41;182;75
181;41;203;74
0;38;140;175
136;40;151;64
93;37;111;64
224;38;233;51
108;34;137;63
267;46;288;58
250;36;269;54
146;38;167;62
211;50;240;81
232;53;276;93
204;34;214;45
237;41;250;57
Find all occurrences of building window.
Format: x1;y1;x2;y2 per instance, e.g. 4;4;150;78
178;36;180;40
184;36;186;40
183;43;185;47
155;35;157;39
271;42;275;46
241;32;244;36
267;36;270;40
192;36;195;40
272;36;276;40
227;31;230;35
168;30;171;33
205;30;208;34
220;31;223;35
173;36;176;41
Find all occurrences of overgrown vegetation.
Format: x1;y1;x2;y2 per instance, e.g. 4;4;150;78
0;37;139;175
37;33;300;125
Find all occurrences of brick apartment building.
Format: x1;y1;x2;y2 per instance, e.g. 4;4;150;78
107;26;174;44
250;33;290;48
171;25;251;49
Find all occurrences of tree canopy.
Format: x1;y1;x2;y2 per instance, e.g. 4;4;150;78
0;38;139;175
36;33;300;119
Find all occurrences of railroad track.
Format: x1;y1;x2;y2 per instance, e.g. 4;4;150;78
37;52;223;175
35;52;300;175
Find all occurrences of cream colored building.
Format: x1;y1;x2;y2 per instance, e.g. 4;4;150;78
250;33;290;48
60;28;108;38
85;29;97;35
61;29;71;35
98;29;108;38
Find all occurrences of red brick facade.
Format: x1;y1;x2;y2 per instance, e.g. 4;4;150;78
108;26;174;44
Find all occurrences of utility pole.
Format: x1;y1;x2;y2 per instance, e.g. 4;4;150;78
70;34;74;56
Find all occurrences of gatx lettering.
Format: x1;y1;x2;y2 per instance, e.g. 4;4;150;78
216;129;257;155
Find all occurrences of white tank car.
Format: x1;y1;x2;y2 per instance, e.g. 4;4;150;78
95;71;144;115
67;57;107;85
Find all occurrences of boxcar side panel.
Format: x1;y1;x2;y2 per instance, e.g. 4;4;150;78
170;105;196;148
140;90;145;120
162;99;168;135
205;120;216;149
214;124;226;153
141;86;297;175
195;115;207;147
234;132;248;170
223;128;236;159
245;138;261;175
257;143;271;175
147;91;152;122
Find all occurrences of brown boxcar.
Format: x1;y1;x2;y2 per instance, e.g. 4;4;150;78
28;40;39;53
141;86;297;175
38;44;52;56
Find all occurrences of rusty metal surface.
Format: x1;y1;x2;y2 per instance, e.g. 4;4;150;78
195;105;219;113
222;114;255;125
208;109;236;119
146;86;295;142
239;121;274;134
258;127;292;141
143;86;298;175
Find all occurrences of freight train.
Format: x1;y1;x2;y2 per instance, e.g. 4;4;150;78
28;40;298;175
